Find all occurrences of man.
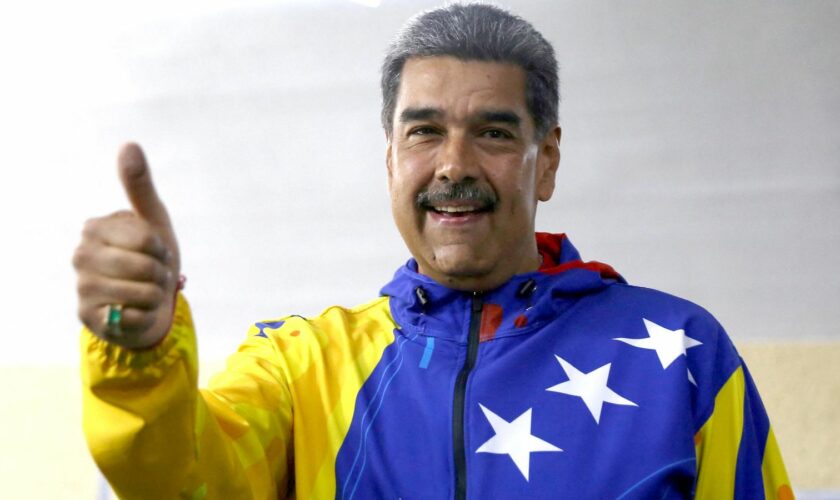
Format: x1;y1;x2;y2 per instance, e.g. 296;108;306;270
75;4;791;499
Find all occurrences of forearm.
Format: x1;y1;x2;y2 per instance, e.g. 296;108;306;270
81;294;272;499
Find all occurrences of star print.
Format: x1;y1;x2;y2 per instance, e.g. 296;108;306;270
546;356;637;424
254;320;285;338
614;318;702;384
476;404;562;481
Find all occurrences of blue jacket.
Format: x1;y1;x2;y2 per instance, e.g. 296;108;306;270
336;232;789;499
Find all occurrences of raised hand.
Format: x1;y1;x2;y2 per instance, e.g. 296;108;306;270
73;143;181;349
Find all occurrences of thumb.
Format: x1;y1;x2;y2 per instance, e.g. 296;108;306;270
118;143;171;227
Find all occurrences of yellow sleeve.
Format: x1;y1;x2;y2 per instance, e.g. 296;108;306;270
81;294;292;499
694;364;793;500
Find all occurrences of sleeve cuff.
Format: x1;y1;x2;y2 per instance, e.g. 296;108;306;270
81;293;197;383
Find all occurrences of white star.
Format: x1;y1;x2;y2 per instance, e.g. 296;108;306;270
476;404;562;481
614;318;702;383
546;356;637;424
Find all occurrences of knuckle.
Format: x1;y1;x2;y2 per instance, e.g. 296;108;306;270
82;218;101;238
71;245;87;269
76;275;98;297
72;243;101;271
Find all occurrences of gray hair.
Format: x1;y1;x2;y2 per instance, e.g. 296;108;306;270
381;3;559;140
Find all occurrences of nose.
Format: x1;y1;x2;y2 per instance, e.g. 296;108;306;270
435;132;481;183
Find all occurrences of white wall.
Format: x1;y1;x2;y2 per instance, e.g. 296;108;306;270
1;0;837;362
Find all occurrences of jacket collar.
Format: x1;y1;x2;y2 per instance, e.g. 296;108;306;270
380;233;624;343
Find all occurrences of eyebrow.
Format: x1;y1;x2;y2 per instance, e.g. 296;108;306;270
478;110;521;127
399;107;443;123
399;107;522;127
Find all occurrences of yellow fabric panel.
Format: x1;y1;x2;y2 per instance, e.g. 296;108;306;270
762;428;794;500
283;298;397;500
193;319;297;498
311;301;398;498
694;366;746;499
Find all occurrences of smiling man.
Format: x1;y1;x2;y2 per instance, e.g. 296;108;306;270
388;56;559;291
76;4;790;499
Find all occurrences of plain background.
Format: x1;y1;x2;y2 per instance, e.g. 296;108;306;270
1;0;838;365
0;0;837;496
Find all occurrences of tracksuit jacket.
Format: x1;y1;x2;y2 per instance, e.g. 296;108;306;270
81;233;791;499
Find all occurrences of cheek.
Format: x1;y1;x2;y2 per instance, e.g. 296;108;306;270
390;175;417;209
389;171;424;226
493;163;534;202
391;155;432;198
498;170;539;220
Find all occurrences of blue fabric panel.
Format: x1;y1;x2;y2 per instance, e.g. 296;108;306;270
734;361;770;499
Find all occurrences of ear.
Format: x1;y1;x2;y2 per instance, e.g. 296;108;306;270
536;126;561;202
385;137;393;179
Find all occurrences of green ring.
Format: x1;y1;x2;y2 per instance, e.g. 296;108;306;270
107;304;123;328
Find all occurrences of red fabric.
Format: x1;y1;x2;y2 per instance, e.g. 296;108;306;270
536;232;621;281
479;303;504;342
513;315;528;328
541;260;621;280
536;232;565;269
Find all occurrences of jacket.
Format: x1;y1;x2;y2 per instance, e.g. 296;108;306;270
81;233;791;499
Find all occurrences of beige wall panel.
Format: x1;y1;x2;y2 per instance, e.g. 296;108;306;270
739;342;840;490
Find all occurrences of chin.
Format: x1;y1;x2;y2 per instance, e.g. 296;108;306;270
429;248;493;279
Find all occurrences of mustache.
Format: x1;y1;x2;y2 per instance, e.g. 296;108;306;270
415;182;498;209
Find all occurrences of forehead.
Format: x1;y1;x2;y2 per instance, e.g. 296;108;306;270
396;56;529;121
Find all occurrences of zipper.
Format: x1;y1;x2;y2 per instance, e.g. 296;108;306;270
453;292;483;500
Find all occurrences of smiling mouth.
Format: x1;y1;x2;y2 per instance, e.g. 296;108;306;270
426;203;493;217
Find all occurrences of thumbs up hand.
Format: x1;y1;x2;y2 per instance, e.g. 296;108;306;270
73;144;181;349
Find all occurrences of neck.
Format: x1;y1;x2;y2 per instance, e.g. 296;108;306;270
418;247;542;292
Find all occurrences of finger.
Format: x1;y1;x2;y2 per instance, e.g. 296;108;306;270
77;273;167;310
82;215;169;262
107;307;157;335
82;304;157;338
118;143;172;228
73;242;172;287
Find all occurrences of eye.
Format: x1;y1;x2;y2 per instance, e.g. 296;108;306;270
480;128;513;139
408;126;441;136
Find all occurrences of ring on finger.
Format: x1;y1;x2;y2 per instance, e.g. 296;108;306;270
105;304;124;337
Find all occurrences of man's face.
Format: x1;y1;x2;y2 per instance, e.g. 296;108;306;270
387;56;560;291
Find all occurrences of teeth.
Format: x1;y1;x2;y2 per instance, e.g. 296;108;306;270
436;206;478;213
